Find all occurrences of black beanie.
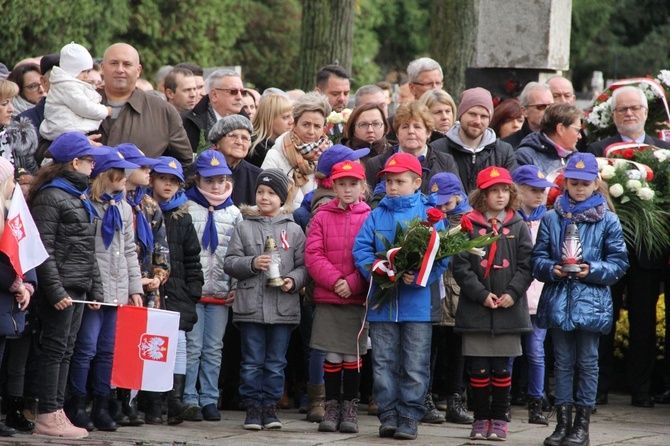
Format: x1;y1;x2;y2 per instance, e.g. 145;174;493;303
256;168;290;204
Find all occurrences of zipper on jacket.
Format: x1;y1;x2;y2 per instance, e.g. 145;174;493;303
11;301;18;334
472;153;476;164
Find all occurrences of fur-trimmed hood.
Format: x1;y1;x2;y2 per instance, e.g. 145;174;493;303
239;204;295;218
3;117;38;157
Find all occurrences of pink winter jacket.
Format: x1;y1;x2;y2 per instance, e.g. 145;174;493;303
305;199;371;305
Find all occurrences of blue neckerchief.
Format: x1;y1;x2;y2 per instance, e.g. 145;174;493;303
448;193;471;215
126;186;154;259
95;190;125;249
518;205;547;234
40;178;100;223
156;190;188;212
185;187;233;253
558;190;606;243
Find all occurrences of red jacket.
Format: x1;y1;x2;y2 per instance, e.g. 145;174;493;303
305;199;370;305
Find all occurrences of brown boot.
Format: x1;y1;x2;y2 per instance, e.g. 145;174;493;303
306;383;325;422
34;411;88;438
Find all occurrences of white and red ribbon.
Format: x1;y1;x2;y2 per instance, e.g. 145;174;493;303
371;247;401;281
415;227;440;287
602;142;655;180
280;230;289;250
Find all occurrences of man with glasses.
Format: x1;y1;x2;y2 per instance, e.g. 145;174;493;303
502;82;554;149
98;43;192;166
407;58;444;100
182;69;248;153
587;85;670;410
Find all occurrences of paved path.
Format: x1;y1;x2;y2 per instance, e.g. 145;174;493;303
3;393;669;445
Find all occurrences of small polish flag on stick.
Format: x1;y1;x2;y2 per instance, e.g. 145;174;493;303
111;306;180;391
0;187;48;276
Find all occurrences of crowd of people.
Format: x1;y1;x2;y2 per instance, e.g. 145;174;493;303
0;41;667;445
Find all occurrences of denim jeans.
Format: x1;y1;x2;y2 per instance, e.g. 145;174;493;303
238;322;293;406
370;322;431;422
38;289;85;413
550;328;599;407
184;303;228;407
175;330;187;375
69;305;117;397
526;315;547;398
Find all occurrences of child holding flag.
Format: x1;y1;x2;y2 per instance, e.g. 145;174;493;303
28;132;108;438
0;156;37;438
149;157;204;425
67;147;143;433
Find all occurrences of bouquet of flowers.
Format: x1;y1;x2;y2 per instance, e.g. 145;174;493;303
597;150;670;258
368;209;498;310
325;108;352;144
584;71;670;145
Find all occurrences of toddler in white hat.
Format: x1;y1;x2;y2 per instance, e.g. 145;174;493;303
39;42;112;141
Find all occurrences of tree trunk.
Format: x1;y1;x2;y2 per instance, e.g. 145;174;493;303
431;0;479;99
296;0;355;91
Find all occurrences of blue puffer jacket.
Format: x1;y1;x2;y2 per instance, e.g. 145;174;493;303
516;132;574;176
532;209;629;334
353;192;448;322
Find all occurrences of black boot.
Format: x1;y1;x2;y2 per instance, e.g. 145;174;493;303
91;395;118;431
446;393;474;424
4;396;33;432
144;391;164;424
108;389;130;426
167;374;200;425
562;405;590;446
543;404;572;446
528;397;549;425
64;394;95;431
118;389;144;426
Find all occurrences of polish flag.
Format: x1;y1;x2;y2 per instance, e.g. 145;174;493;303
111;306;179;391
0;187;48;276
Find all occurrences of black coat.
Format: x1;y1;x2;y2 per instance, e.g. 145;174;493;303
364;145;462;197
431;136;518;194
0;255;37;337
32;171;103;306
162;204;203;332
231;160;261;206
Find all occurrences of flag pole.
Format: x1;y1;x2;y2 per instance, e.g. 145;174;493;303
69;299;119;307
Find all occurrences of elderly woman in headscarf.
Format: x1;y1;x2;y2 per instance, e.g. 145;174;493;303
208;114;261;206
261;92;331;208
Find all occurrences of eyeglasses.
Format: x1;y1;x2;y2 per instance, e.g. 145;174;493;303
25;83;44;92
526;103;551;111
79;157;96;167
613;105;645;115
356;121;384;130
412;81;443;88
213;88;243;96
569;125;582;133
224;133;251;143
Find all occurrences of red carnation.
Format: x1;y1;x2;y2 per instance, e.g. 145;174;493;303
623;149;635;159
460;215;474;233
426;208;444;224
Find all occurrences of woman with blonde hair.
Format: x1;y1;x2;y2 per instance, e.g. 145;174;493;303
261;92;332;208
0;80;39;175
419;89;457;143
247;94;294;168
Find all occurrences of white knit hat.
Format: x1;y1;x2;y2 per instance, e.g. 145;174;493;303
59;42;93;78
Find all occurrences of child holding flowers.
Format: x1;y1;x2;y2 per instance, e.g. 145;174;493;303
353;153;448;440
452;166;534;441
306;160;370;434
533;153;628;446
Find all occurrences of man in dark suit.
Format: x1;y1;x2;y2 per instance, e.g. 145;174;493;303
587;85;670;408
